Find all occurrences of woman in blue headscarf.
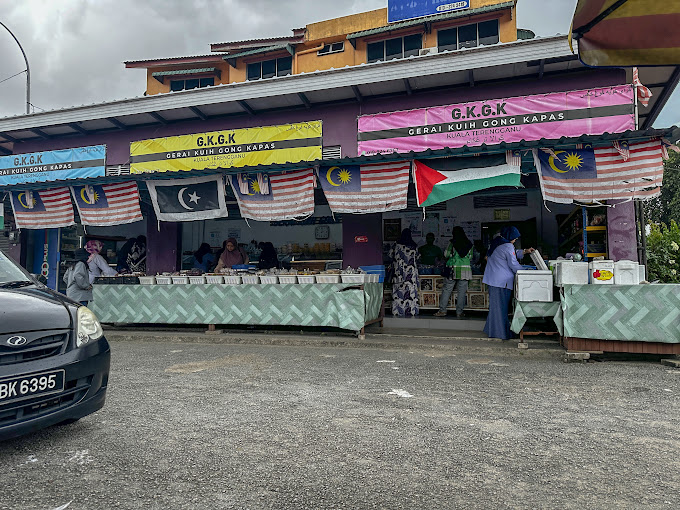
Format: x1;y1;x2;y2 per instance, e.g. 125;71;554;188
482;226;534;340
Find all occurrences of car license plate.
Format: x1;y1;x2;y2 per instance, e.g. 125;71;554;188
0;370;65;406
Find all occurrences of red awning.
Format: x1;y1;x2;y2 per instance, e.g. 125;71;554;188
571;0;680;66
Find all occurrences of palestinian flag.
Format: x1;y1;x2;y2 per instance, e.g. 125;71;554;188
414;151;522;207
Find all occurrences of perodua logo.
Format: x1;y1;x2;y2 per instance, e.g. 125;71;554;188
6;336;28;347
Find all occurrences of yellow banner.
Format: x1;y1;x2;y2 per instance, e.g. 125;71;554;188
129;121;322;174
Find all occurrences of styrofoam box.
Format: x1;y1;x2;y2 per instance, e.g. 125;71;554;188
515;270;553;302
589;260;615;284
555;261;589;286
614;260;640;285
530;250;549;271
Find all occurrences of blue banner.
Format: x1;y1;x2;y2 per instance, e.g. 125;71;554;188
0;145;106;186
388;0;470;23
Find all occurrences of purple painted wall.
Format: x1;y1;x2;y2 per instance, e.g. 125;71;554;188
146;220;180;274
14;69;626;163
342;213;384;268
607;200;638;262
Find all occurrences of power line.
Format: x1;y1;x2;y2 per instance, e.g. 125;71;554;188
0;69;26;85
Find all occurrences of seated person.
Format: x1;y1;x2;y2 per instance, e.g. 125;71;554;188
193;243;216;272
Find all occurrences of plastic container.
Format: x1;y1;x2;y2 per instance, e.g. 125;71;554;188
138;276;156;285
205;275;225;284
260;275;278;284
341;274;365;284
241;274;260;284
278;275;297;284
297;275;315;284
555;261;589;286
232;264;256;270
171;276;189;284
223;275;241;285
530;250;549;271
367;274;380;283
359;265;385;283
589;260;615;284
515;270;553;302
155;276;172;285
316;274;341;284
189;276;206;284
614;260;640;285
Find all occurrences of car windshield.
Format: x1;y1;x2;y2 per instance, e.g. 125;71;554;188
0;250;31;284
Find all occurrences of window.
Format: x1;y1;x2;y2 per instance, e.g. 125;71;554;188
436;19;499;52
318;42;345;55
169;77;214;91
366;34;422;63
246;56;293;81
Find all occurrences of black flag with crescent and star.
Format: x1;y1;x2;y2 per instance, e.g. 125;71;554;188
147;174;228;222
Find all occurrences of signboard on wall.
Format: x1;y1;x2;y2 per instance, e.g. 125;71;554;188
130;121;322;174
357;85;635;155
0;145;106;186
388;0;470;23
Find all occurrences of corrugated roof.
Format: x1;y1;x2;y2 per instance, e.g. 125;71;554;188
151;68;218;78
224;44;295;62
347;1;515;40
124;54;225;67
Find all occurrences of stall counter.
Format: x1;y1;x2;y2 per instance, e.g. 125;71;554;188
90;282;382;334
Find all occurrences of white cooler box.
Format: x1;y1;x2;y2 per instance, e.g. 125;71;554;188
614;260;641;285
589;260;615;284
515;270;553;302
554;261;589;286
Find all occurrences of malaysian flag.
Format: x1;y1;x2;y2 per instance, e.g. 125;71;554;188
229;169;314;221
318;161;410;213
633;67;652;107
71;181;143;226
534;139;664;204
10;187;75;229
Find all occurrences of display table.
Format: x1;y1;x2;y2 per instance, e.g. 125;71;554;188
511;301;562;339
91;283;383;334
557;284;680;354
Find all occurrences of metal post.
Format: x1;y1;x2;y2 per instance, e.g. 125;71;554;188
639;201;648;269
0;21;31;114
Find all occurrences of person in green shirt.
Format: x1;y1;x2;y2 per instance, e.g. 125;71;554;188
418;233;443;266
434;226;473;318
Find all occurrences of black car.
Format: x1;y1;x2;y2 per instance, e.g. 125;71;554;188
0;249;110;441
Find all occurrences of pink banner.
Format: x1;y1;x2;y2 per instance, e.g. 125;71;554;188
357;85;635;155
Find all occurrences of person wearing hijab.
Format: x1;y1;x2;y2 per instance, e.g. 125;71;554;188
63;248;93;306
193;243;216;272
116;237;136;274
388;228;420;317
128;235;147;273
215;237;249;271
482;226;535;340
258;242;279;270
435;226;473;318
85;240;117;284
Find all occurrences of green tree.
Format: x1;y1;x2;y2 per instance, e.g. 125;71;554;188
646;221;680;283
644;151;680;225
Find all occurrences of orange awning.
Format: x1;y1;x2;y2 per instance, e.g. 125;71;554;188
571;0;680;66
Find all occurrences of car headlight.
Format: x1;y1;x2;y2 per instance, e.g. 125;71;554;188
76;306;104;347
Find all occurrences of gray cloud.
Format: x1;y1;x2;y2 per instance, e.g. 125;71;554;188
0;0;677;127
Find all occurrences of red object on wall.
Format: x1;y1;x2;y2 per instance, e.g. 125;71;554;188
354;235;368;243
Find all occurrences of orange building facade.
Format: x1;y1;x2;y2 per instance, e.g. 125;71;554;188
126;1;521;96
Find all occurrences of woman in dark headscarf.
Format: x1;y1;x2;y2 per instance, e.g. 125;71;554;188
388;228;420;317
215;237;249;271
193;243;216;272
258;242;279;270
435;226;473;318
63;248;93;306
116;238;136;274
128;235;147;274
482;226;534;340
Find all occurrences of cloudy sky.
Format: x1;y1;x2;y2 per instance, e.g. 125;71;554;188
0;0;677;126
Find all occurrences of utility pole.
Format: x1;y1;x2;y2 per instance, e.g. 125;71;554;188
0;21;31;114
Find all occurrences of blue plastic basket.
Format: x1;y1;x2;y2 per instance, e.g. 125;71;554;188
360;265;385;283
232;264;256;270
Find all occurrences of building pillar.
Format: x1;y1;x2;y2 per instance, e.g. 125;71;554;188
607;200;638;262
146;220;180;274
342;213;383;268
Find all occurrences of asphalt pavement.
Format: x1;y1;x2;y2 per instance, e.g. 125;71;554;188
1;333;679;510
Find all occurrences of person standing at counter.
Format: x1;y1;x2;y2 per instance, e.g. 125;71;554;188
434;227;473;318
64;248;93;306
193;243;216;272
418;233;443;266
389;228;420;317
215;237;249;271
116;237;136;274
128;235;147;274
482;226;534;340
85;240;117;284
258;242;279;270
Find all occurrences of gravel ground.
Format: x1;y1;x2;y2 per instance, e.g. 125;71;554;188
1;338;679;510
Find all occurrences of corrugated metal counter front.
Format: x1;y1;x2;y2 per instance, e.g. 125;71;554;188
91;283;383;333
